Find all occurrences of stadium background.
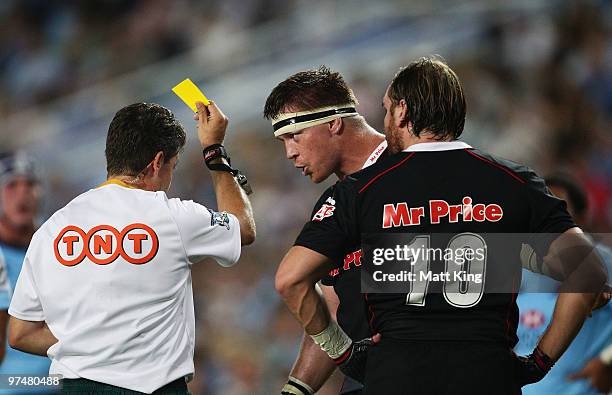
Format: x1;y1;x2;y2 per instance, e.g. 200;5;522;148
0;0;610;394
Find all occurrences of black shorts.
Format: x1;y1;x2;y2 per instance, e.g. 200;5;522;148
363;339;521;395
61;377;189;394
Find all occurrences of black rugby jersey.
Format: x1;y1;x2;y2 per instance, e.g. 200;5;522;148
297;188;372;342
295;141;575;347
295;140;387;343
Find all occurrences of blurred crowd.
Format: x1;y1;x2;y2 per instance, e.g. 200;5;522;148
0;0;610;394
0;0;295;118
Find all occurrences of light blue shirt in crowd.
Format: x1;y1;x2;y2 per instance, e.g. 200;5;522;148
515;243;612;395
0;249;10;309
0;242;53;395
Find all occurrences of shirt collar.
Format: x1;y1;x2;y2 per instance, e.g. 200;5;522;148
362;140;388;169
97;179;138;189
403;141;472;152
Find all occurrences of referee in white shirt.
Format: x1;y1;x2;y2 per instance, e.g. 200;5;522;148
7;100;255;394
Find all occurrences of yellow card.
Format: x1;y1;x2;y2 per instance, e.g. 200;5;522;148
172;78;210;112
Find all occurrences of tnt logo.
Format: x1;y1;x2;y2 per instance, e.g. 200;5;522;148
54;223;159;266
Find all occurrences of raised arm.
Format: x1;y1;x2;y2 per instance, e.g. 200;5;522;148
195;101;255;246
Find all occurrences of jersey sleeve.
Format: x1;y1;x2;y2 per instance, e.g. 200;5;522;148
524;170;576;234
522;169;577;260
0;250;10;310
8;253;44;321
294;182;359;266
167;198;241;267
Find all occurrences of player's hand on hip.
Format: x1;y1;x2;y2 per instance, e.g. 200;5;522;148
513;347;554;387
195;101;228;148
335;333;381;383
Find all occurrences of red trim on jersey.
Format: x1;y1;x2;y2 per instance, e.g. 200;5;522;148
334;348;352;365
463;149;526;184
532;347;554;371
358;152;415;194
364;292;376;333
533;352;549;371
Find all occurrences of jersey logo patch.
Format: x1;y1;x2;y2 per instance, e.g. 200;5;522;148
313;204;335;222
382;197;504;228
54;223;159;266
209;210;231;229
328;249;362;277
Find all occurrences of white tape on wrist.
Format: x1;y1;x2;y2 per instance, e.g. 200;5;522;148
281;376;315;395
310;320;352;360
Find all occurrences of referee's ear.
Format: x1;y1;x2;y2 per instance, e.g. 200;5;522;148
328;118;344;136
149;151;165;176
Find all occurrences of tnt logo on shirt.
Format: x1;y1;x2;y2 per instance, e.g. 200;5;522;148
54;223;159;266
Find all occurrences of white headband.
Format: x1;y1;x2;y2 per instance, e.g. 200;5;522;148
271;104;358;137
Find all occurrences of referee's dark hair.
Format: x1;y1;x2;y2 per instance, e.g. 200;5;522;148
544;173;588;219
263;66;358;120
389;56;466;140
105;103;186;177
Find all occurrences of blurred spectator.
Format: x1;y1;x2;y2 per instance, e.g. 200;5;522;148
0;152;53;394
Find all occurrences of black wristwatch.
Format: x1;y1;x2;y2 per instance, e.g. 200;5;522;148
203;144;252;195
202;144;253;195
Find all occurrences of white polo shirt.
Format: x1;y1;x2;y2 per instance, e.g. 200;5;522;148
9;180;241;393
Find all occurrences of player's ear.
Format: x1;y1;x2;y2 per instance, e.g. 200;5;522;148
328;118;343;136
396;99;409;128
150;151;165;176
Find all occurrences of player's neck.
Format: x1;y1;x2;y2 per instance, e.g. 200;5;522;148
106;175;146;190
402;130;452;150
0;217;34;248
335;127;386;180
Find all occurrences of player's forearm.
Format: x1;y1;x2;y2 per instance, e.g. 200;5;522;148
276;248;334;334
8;318;57;356
281;279;330;335
195;100;256;245
276;247;353;365
538;292;599;361
209;168;255;245
278;279;355;364
289;333;337;390
537;228;607;360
